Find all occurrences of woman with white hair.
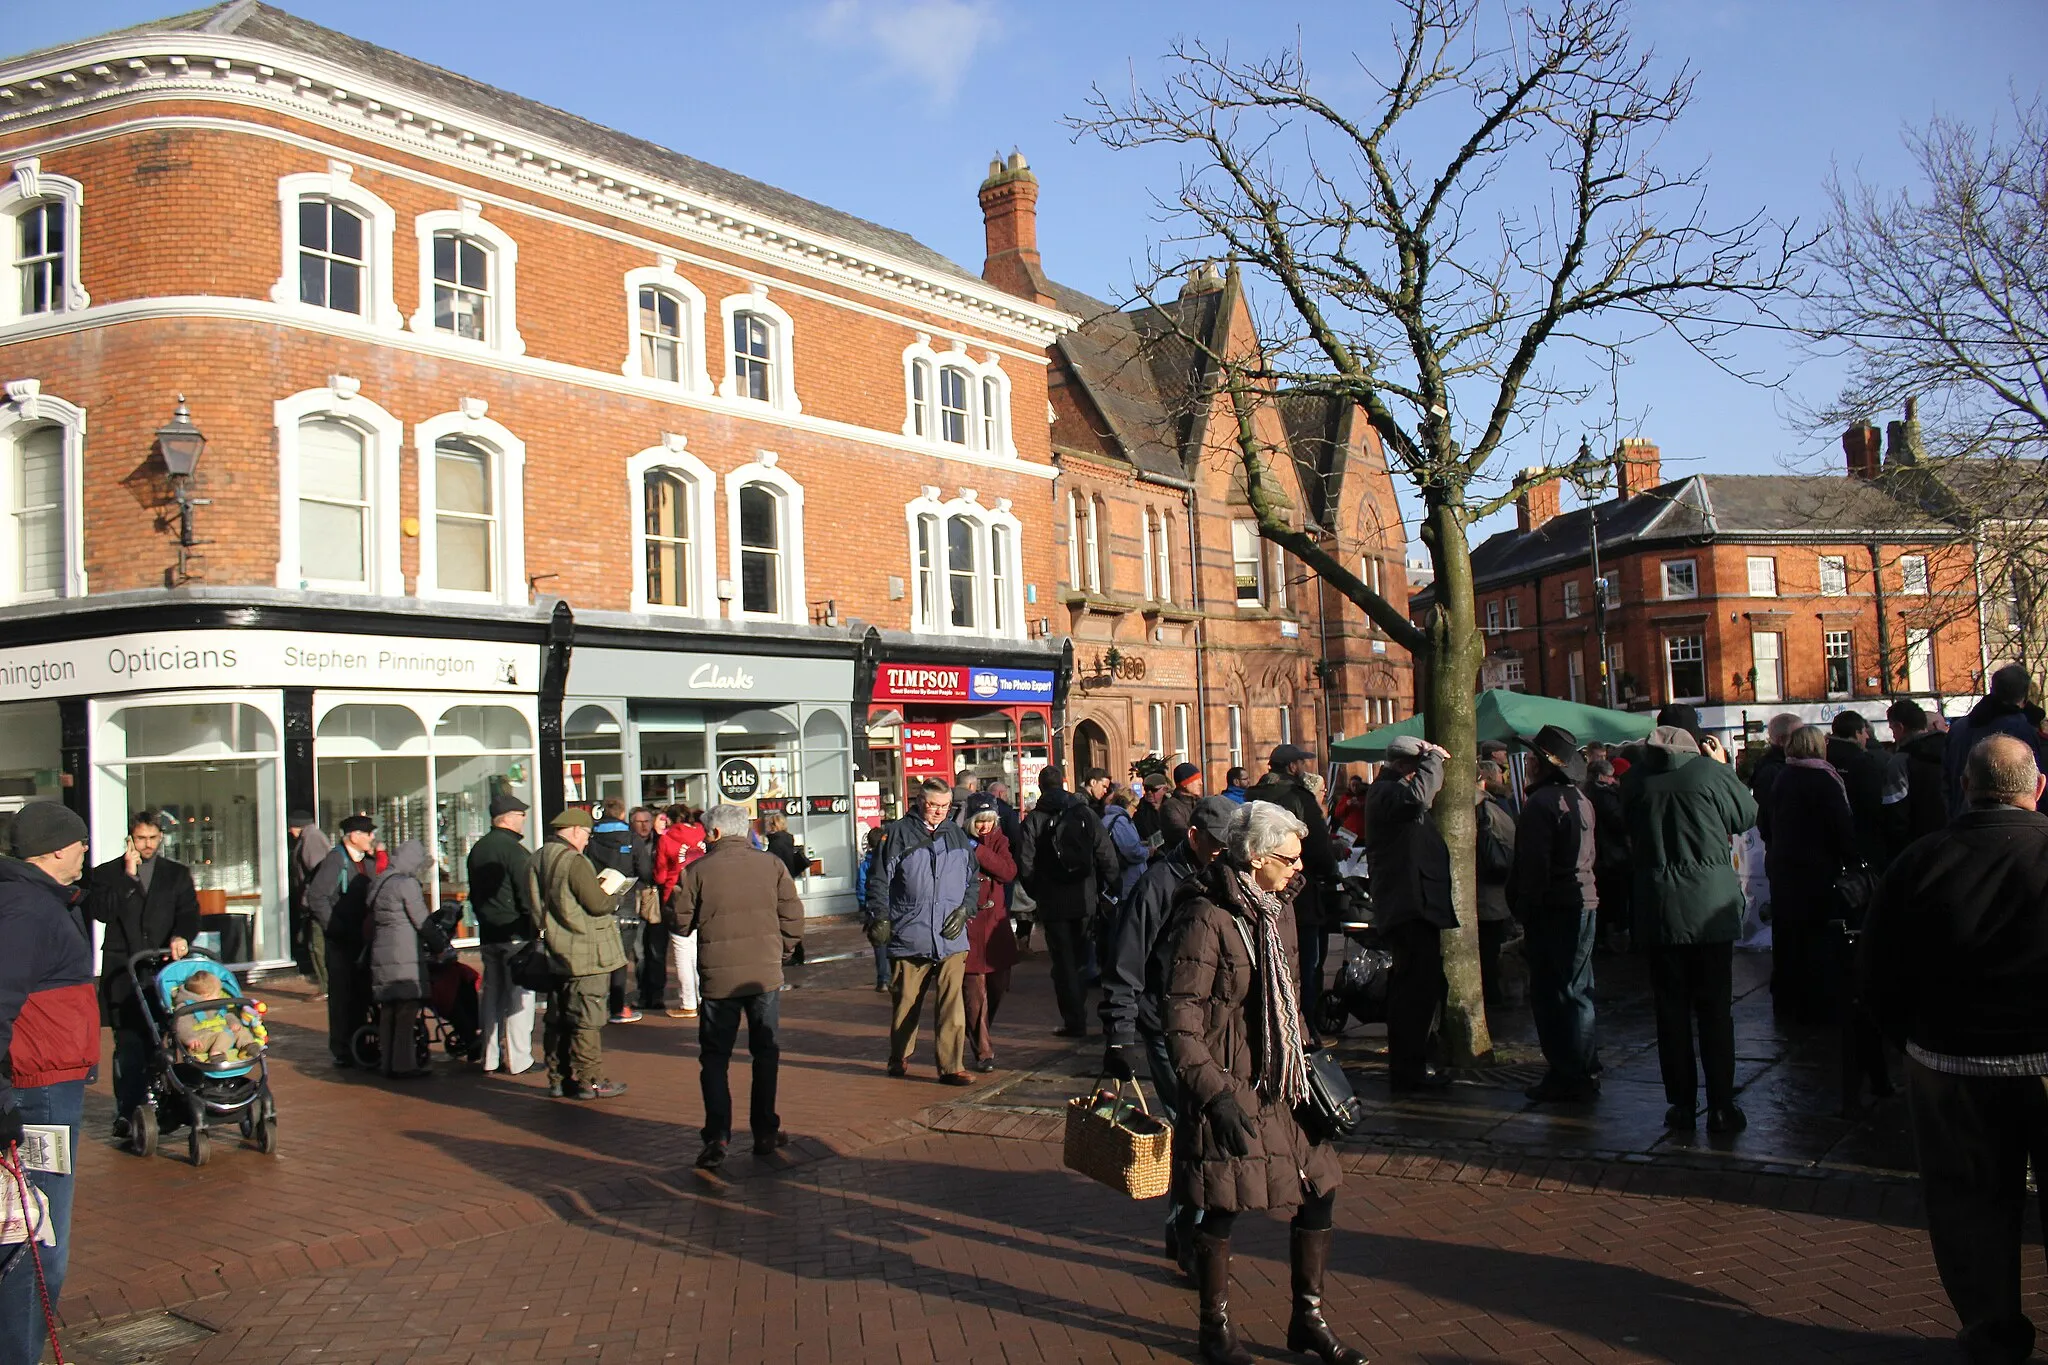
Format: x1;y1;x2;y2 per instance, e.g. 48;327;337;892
1163;801;1361;1365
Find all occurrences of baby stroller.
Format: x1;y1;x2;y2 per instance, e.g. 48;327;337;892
125;947;279;1166
349;907;481;1070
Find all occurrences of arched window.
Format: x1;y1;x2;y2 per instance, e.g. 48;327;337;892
274;384;403;596
720;289;798;410
622;263;709;390
900;336;1013;455
0;161;87;324
939;366;971;445
0;385;84;602
725;456;805;623
414;408;526;603
270;166;399;328
909;360;933;437
627;438;717;616
411;204;523;353
904;491;1024;638
1087;496;1107;594
1154;511;1173;604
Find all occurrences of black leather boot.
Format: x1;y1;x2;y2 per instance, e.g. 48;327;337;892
1193;1230;1253;1365
1287;1226;1367;1364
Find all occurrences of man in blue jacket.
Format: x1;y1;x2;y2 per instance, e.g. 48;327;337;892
0;803;99;1365
865;778;979;1085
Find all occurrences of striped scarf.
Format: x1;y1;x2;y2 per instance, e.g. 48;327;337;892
1233;870;1310;1107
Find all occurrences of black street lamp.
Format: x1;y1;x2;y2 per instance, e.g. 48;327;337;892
155;395;209;583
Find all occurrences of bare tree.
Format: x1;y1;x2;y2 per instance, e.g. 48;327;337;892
1806;97;2048;683
1074;0;1800;1062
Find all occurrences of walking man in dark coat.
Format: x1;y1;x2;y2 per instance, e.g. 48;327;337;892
1861;734;2048;1365
1364;735;1455;1092
1509;725;1601;1104
1015;766;1118;1037
676;803;804;1169
86;811;198;1138
306;814;377;1067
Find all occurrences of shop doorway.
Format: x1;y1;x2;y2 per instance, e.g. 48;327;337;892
1074;719;1110;776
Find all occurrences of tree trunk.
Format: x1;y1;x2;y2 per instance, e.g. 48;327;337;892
1421;494;1494;1065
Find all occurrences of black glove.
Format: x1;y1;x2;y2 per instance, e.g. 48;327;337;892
0;1108;21;1151
865;917;892;948
1207;1091;1259;1158
1101;1044;1137;1082
941;906;967;940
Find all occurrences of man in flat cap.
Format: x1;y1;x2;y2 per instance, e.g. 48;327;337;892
527;807;628;1100
467;790;536;1075
1510;725;1601;1104
0;802;98;1357
307;813;378;1067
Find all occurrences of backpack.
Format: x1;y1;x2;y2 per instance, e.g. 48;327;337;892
1049;804;1098;881
1476;800;1513;882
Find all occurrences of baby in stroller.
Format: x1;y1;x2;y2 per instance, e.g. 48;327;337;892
170;969;266;1063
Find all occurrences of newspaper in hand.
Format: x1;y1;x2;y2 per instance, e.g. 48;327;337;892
16;1126;67;1177
0;1131;61;1247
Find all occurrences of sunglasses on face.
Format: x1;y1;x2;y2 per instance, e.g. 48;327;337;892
1263;851;1304;870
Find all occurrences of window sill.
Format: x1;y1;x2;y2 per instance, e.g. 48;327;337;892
1141;602;1200;624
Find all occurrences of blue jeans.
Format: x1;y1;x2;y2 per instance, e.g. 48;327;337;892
698;992;781;1145
0;1080;83;1365
871;942;890;988
1525;908;1599;1084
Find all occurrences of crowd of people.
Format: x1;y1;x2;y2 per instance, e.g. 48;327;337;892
4;660;2048;1363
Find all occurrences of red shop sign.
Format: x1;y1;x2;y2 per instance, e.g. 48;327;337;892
901;723;952;777
873;663;971;702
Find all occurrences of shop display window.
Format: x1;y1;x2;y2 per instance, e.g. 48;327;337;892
565;703;626;804
0;700;63;852
96;698;283;962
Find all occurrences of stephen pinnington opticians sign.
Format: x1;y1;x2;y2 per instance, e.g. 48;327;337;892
0;629;542;702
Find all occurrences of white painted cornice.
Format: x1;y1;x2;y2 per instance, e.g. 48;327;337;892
0;31;1081;346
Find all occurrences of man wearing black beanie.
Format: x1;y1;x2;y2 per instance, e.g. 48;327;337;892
0;801;98;1364
1944;665;2048;818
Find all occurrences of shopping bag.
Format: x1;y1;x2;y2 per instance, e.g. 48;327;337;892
1063;1076;1172;1200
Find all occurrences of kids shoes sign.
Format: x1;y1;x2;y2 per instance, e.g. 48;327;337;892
872;663;1055;705
716;759;761;801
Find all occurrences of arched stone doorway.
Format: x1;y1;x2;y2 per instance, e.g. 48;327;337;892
1073;719;1111;776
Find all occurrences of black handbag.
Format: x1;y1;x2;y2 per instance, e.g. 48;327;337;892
1297;1046;1364;1144
506;937;557;992
1832;862;1878;924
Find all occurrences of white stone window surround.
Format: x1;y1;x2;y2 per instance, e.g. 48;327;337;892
273;379;404;596
899;333;1013;456
903;485;1025;639
413;402;527;605
268;162;401;330
621;258;712;394
409;200;525;355
0;379;87;601
0;159;89;326
626;434;719;618
723;451;806;623
717;284;800;412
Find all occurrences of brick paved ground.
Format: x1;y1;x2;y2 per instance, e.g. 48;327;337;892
48;923;2031;1364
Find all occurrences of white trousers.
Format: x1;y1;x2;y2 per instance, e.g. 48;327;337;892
668;930;700;1010
478;942;536;1074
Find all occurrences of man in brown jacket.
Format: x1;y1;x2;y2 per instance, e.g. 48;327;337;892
673;803;804;1170
527;808;628;1100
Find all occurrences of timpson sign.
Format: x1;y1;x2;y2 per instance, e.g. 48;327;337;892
0;629;539;701
871;663;1055;705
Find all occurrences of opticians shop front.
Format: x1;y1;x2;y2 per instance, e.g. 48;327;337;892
0;593;555;968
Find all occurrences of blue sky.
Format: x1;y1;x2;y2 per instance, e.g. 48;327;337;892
12;1;2048;547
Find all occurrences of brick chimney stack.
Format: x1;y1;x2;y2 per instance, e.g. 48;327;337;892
1842;420;1881;479
978;150;1056;307
1615;438;1662;498
1515;467;1561;533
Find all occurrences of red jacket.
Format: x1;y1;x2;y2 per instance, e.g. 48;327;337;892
654;822;707;901
0;859;98;1107
965;828;1019;975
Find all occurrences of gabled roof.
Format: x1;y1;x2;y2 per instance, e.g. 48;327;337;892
27;2;983;289
1437;471;1963;604
1052;286;1224;480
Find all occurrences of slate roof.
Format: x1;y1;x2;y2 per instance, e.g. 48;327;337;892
37;2;985;288
1433;472;1965;607
1052;286;1224;480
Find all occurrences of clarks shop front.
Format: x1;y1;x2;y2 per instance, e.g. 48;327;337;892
0;591;558;968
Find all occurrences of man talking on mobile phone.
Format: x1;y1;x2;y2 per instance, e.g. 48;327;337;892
86;812;197;1141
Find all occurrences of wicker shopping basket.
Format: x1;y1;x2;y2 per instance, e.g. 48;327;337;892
1064;1076;1173;1199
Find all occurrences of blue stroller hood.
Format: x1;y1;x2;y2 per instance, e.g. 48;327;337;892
157;957;260;1078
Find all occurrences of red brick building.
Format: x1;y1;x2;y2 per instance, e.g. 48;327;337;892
0;3;1085;946
975;163;1413;780
1428;435;1986;746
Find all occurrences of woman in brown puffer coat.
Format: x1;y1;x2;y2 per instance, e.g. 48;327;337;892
1164;799;1362;1365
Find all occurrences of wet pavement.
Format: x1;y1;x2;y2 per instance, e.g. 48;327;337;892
967;939;1921;1185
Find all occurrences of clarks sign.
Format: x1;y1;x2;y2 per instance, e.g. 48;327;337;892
567;648;852;704
688;661;755;691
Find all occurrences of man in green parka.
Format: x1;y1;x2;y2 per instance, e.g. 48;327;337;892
1620;725;1758;1135
526;808;628;1100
